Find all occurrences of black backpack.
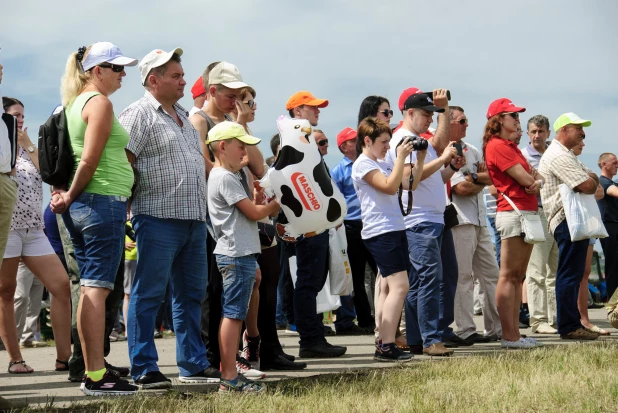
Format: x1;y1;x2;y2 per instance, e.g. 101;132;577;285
1;112;17;169
38;108;74;187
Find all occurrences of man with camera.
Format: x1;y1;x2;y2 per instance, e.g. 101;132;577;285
449;106;502;343
386;89;465;356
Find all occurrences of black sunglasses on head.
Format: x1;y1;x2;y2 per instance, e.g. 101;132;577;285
379;109;394;117
317;139;329;146
98;63;125;73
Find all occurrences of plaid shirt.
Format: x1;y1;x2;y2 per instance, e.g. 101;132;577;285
539;139;590;234
119;92;207;221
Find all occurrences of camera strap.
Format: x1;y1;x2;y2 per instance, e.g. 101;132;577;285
398;153;414;216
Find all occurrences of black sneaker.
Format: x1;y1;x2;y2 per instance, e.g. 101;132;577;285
446;335;474;347
135;371;172;389
81;369;138;396
260;355;307;371
299;342;347;358
466;333;491;343
178;366;221;383
374;343;414;362
105;360;130;377
336;324;373;336
323;325;335;335
279;352;295;362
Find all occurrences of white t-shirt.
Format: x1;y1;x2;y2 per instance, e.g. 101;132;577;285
0;117;10;173
386;127;446;228
188;106;201;117
352;153;405;239
450;141;486;227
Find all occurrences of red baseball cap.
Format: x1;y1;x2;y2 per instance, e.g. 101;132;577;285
486;98;526;119
336;127;357;147
191;77;206;100
398;87;423;111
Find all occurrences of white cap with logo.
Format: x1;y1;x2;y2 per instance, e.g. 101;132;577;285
81;42;138;72
207;61;248;89
139;47;184;86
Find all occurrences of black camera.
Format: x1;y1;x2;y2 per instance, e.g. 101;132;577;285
396;136;428;154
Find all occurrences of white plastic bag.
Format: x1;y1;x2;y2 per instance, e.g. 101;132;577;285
559;183;608;241
328;227;354;296
289;256;341;313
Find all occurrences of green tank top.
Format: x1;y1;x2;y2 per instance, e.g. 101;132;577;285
66;92;133;197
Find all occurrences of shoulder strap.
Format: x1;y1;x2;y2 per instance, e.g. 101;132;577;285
500;192;522;215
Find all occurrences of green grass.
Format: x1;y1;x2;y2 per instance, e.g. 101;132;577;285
26;342;618;413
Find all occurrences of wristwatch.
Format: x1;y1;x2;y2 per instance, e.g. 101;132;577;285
471;172;479;184
27;145;35;153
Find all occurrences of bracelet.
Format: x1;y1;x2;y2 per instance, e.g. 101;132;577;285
537;180;544;189
449;163;459;172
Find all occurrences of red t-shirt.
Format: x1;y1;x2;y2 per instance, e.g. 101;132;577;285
485;136;537;212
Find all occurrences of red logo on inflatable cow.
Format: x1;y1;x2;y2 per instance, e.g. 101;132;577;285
291;172;322;211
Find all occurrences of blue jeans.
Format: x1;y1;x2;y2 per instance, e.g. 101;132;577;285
127;215;209;379
61;192;127;290
405;222;444;347
486;215;501;268
553;219;588;335
216;254;257;321
294;231;329;347
440;227;458;340
334;296;356;331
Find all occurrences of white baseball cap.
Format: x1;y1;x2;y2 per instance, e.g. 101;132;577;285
208;62;248;89
139;47;184;85
81;42;138;72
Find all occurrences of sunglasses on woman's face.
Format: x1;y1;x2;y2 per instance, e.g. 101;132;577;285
98;63;125;73
243;100;256;109
504;112;519;120
317;139;329;147
379;109;394;117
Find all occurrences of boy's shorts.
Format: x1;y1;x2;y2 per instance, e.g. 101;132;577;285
215;254;258;320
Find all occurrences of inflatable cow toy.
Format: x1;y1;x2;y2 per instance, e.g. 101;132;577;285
259;115;347;239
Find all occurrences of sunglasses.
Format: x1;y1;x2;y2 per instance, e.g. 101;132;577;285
454;118;468;125
98;63;125;73
243;100;256;109
317;139;329;147
504;112;520;120
379;109;394;117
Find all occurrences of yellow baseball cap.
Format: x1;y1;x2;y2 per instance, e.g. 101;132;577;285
553;112;591;132
206;121;261;145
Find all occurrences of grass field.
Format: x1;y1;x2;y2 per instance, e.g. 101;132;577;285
25;342;618;413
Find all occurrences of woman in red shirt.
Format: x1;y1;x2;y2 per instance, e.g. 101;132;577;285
483;98;544;349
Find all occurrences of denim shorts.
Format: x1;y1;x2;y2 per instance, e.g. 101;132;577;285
61;192;127;290
216;254;257;320
364;230;410;277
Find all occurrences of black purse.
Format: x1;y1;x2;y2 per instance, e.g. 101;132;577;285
444;204;459;230
258;222;276;247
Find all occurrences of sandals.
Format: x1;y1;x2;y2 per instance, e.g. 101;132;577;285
587;325;611;336
55;359;70;371
8;360;34;374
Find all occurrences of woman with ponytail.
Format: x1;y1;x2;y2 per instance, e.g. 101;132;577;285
51;42;138;396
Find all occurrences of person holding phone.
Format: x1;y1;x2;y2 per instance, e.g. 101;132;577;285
353;117;423;361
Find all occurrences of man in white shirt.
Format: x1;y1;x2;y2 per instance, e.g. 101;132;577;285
0;63;19;259
386;88;464;356
520;115;558;334
449;106;501;342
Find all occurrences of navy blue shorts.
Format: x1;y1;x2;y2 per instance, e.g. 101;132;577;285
364;230;410;277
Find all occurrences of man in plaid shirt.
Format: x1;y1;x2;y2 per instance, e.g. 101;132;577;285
538;112;599;341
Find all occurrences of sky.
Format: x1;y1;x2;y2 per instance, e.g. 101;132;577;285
2;0;617;209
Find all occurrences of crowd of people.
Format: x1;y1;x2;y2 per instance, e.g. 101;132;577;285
0;41;617;398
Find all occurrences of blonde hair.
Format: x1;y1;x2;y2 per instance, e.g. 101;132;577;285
60;45;93;107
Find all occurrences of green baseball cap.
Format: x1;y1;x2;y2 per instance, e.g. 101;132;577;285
553;112;592;132
206;121;261;145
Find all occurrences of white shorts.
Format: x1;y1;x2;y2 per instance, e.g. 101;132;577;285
3;228;55;259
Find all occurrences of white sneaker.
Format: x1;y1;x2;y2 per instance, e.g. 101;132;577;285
533;323;558;334
501;338;538;349
236;355;265;379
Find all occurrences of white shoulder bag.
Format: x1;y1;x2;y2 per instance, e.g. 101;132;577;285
501;193;546;244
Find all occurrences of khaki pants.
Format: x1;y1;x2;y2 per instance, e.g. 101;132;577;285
0;174;17;257
452;224;501;338
525;211;558;329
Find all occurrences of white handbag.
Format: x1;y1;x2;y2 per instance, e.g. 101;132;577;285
501;193;546;244
328;227;354;296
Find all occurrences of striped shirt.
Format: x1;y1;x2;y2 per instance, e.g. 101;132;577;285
119;92;207;221
539;140;590;234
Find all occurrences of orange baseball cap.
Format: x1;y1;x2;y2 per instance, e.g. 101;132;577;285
285;91;329;110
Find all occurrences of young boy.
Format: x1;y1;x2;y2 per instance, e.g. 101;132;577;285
207;121;279;393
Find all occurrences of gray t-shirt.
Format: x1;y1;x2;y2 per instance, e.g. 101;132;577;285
208;167;261;257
